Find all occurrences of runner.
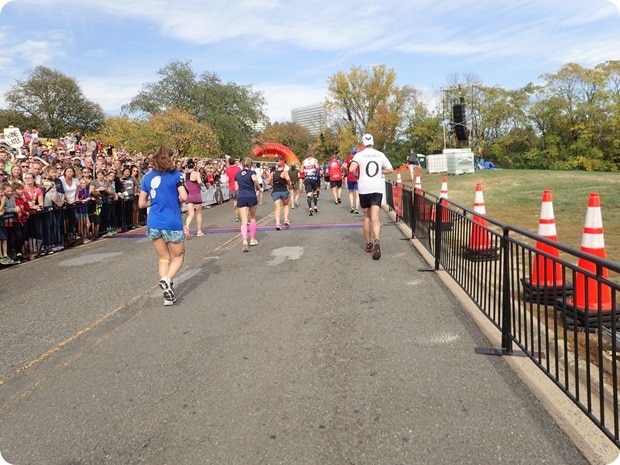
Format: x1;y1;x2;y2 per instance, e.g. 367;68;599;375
184;160;205;238
343;147;360;214
327;153;343;204
348;134;393;260
267;159;291;230
287;162;301;208
138;146;188;306
224;157;241;222
235;157;261;252
301;152;320;216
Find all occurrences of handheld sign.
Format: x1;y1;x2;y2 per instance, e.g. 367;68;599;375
3;127;24;149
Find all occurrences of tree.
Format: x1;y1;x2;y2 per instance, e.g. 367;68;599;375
123;60;198;116
149;109;220;158
194;72;266;157
260;122;315;159
124;60;266;157
326;65;399;147
90;116;159;155
4;66;104;137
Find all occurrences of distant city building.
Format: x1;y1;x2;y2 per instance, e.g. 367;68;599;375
291;103;327;136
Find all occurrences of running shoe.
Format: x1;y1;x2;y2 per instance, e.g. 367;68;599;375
158;277;176;301
276;224;282;230
308;209;313;216
372;241;381;260
314;206;319;213
354;208;360;214
183;225;191;239
235;217;240;222
242;241;249;252
196;230;204;237
249;238;259;246
350;208;355;213
284;219;290;227
164;298;175;306
337;198;341;204
365;242;374;253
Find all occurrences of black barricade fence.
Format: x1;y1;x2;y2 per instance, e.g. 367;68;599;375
8;197;147;259
385;180;620;448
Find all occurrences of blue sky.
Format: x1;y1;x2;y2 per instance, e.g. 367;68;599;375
0;0;619;128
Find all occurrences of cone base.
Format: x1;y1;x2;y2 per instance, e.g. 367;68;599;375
555;298;618;331
462;246;499;262
521;278;573;306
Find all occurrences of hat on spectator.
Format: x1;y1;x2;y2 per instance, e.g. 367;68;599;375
72;156;82;161
16;154;27;159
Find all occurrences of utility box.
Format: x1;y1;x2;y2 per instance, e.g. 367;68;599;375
444;148;475;175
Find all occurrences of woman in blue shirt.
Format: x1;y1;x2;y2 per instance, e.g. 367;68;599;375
235;156;261;252
139;146;188;306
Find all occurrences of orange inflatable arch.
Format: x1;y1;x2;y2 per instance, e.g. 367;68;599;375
252;142;300;166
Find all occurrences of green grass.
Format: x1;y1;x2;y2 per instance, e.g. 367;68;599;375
391;169;620;264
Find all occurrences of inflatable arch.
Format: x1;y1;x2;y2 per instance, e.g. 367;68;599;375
252;142;300;166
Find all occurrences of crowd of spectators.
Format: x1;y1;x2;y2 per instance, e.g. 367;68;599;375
0;130;280;266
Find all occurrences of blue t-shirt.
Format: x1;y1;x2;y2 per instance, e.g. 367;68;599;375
235;169;257;199
141;170;184;230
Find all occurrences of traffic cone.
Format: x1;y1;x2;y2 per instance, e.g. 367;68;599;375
463;183;498;261
439;176;448;200
432;177;452;231
414;167;429;220
396;172;402;184
556;193;615;329
522;190;572;304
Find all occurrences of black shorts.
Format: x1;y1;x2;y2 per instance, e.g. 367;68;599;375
304;179;319;193
330;180;343;189
359;192;383;209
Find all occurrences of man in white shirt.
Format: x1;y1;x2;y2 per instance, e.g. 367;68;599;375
348;133;393;260
302;152;320;215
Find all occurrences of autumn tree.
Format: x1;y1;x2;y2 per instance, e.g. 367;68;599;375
327;65;400;148
260;122;315;160
149;109;220;158
4;66;105;137
124;60;266;157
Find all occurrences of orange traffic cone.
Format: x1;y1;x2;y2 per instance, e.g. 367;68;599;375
395;172;402;184
557;193;615;329
432;177;453;231
523;190;572;304
439;176;448;200
414;167;422;192
413;167;430;221
463;184;498;261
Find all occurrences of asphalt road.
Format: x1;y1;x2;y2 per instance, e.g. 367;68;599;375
0;190;595;464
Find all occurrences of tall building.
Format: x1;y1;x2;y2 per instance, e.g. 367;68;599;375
291;103;327;136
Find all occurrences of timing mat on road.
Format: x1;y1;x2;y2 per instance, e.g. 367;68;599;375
113;222;363;238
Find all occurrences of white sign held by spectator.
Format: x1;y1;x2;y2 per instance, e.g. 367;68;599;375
3;127;24;148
